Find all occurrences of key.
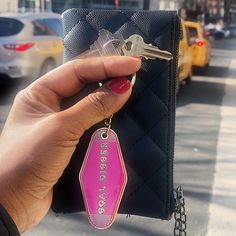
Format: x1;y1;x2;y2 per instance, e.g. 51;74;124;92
77;29;125;59
122;34;173;60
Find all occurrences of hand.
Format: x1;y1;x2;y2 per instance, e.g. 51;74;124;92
0;56;141;232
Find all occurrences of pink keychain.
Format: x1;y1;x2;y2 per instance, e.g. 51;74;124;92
79;117;127;229
79;30;130;229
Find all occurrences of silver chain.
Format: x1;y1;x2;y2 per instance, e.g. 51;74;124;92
174;186;187;236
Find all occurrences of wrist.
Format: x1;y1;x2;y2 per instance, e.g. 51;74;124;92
0;204;20;235
0;187;27;233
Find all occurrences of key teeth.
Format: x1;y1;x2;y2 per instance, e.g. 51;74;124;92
123;34;173;60
143;51;173;61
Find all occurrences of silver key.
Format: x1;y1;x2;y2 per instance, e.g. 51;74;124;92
77;29;125;59
122;34;173;61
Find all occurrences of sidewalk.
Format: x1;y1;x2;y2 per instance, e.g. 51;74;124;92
206;60;236;235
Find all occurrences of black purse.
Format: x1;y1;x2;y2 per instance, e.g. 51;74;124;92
52;8;184;233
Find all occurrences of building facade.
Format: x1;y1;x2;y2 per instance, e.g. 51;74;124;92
0;0;18;12
0;0;51;12
1;0;234;25
179;0;227;23
51;0;146;13
149;0;181;10
179;0;236;25
225;0;236;25
205;0;225;23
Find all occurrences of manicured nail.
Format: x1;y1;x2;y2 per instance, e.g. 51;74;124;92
132;56;141;59
107;77;131;94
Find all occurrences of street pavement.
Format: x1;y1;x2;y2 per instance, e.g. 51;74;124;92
0;39;236;235
206;59;236;236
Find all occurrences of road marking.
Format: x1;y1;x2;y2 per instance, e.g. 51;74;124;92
211;49;236;58
206;60;236;235
230;60;236;69
211;49;236;68
193;76;225;84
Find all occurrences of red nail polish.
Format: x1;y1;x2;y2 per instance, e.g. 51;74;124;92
107;77;131;94
132;56;141;59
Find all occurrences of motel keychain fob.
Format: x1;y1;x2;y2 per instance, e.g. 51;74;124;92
79;125;127;229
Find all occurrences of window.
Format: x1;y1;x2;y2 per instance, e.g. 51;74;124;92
33;18;62;37
0;18;24;37
185;26;191;45
187;27;198;38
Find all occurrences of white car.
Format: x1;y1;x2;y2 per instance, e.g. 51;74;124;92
0;12;63;84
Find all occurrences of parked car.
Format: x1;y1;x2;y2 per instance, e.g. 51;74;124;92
213;28;230;40
177;19;192;90
204;22;230;40
185;21;211;68
227;25;236;38
0;12;63;84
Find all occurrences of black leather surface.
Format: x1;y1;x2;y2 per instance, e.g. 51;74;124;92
52;9;180;220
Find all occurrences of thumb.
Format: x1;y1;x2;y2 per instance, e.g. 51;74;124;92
60;77;132;136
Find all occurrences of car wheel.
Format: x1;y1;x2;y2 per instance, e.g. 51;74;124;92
185;71;192;84
40;59;56;77
205;61;210;68
176;79;180;94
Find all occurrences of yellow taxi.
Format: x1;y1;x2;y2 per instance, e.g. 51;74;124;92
184;21;211;68
177;19;192;88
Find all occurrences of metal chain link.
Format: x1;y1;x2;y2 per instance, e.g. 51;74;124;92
174;186;187;236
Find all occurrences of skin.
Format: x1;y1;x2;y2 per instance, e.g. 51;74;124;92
0;56;141;233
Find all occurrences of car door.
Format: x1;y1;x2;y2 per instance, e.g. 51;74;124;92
32;18;63;63
186;25;199;66
178;21;192;82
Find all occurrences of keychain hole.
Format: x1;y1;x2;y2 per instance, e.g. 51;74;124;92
101;132;108;139
125;41;132;51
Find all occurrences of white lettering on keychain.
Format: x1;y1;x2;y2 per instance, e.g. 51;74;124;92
79;128;127;229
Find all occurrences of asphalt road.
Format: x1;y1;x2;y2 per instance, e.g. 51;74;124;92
0;39;236;236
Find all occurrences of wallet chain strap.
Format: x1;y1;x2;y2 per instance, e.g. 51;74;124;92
174;186;187;236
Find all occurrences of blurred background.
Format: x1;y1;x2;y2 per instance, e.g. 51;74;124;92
0;0;236;235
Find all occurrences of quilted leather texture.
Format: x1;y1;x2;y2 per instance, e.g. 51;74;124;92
52;9;180;220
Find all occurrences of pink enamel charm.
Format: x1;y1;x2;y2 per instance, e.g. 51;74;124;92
79;128;127;229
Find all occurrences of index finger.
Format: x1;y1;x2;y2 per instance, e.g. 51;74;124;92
32;56;141;99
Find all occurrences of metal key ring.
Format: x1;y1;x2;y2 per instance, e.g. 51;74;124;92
131;73;136;86
104;115;113;138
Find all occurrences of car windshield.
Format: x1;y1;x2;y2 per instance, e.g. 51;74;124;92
0;17;24;36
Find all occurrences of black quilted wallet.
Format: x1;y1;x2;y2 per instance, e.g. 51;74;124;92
52;8;181;221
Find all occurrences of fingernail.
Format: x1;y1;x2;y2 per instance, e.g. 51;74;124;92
132;56;141;59
107;77;131;94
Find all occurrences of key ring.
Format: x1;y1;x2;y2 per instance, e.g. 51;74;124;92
103;115;113;138
131;73;136;86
